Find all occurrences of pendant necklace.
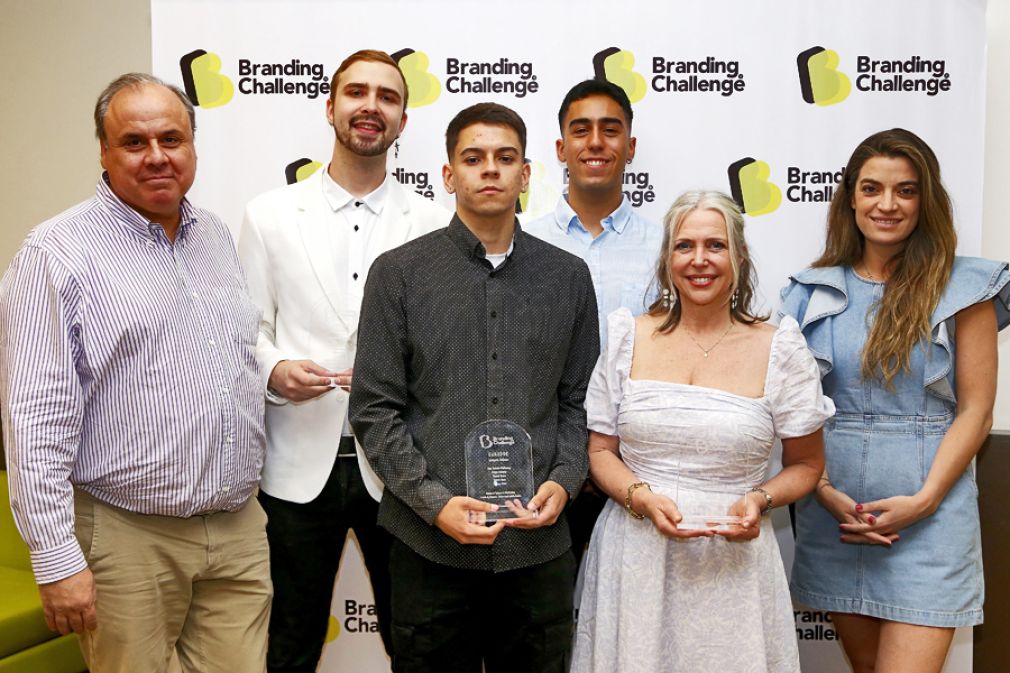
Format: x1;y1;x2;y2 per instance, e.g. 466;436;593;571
684;322;734;358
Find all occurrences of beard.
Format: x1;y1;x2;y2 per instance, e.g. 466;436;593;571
335;114;397;157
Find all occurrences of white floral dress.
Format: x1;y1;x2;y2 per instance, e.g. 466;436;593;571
570;309;833;673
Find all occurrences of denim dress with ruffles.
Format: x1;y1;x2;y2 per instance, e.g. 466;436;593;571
779;256;1010;627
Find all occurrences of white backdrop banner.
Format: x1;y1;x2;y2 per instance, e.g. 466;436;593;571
151;1;986;671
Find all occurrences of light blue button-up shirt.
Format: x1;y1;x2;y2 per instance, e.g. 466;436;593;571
525;194;662;348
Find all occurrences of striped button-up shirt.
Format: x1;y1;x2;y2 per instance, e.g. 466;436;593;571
0;176;265;584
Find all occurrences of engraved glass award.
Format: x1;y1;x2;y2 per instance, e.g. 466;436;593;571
671;433;746;531
464;419;535;521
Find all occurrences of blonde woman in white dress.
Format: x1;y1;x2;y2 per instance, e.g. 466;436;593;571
571;191;833;673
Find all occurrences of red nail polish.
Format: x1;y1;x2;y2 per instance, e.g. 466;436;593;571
855;504;863;512
867;515;876;524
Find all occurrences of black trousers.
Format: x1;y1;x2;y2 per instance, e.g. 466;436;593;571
389;539;575;673
259;452;392;673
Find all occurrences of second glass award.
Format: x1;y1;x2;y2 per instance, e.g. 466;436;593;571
464;419;535;521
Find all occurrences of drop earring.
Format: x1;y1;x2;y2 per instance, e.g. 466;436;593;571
662;287;677;311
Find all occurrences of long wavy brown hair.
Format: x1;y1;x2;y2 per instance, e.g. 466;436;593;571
648;190;767;333
813;128;956;386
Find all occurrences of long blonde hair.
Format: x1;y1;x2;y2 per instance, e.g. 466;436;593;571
814;128;956;386
648;190;767;333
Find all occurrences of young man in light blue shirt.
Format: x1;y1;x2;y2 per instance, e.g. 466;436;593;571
526;79;662;565
526;79;661;349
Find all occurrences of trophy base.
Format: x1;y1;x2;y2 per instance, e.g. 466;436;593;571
677;515;743;531
469;507;539;524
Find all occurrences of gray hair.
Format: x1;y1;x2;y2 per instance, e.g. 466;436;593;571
94;73;196;144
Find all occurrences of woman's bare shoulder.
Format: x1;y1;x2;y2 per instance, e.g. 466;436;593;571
725;321;776;358
635;312;664;337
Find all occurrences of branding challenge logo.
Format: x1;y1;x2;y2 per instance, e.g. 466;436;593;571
796;46;850;106
730;158;844;209
650;55;745;97
797;46;951;103
284;158;323;185
342;600;379;636
325;599;388;641
393;166;435;200
180;49;234;108
728;158;781;216
785;164;844;203
479;434;516;450
180;49;330;106
854;54;951;96
594;47;744;99
442;54;539;98
593;47;648;103
795;610;838;642
391;48;441;107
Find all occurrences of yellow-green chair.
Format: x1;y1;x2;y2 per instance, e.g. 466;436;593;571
0;471;88;673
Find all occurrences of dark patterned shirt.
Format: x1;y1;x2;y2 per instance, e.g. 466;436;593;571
349;215;598;572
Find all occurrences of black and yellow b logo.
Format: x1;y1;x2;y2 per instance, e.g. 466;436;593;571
728;157;781;216
180;49;234;108
391;48;441;108
592;47;647;103
284;158;322;185
797;46;850;106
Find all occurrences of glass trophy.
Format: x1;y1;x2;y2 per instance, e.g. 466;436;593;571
670;437;750;531
464;419;535;522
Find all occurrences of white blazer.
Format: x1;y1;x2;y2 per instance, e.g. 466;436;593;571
238;170;449;503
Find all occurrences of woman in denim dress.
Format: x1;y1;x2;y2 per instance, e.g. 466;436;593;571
780;128;1010;673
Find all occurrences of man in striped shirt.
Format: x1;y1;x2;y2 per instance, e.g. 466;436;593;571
0;73;270;673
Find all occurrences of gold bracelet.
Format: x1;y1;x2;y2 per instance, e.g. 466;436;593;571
625;481;650;519
750;487;773;514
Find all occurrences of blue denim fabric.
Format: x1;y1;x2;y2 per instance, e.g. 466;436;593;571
779;256;1010;627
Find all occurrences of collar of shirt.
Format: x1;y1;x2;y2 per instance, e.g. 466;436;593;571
96;172;198;243
553;191;634;236
321;168;389;216
447;214;519;265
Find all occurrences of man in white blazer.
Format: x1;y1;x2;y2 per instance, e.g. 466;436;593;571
238;49;448;673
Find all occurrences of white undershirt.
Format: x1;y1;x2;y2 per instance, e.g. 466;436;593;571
485;238;515;269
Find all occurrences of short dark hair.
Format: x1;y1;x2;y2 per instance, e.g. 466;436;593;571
329;49;409;110
445;103;527;159
95;73;196;144
557;79;633;133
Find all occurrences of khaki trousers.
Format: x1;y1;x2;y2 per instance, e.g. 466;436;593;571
73;489;272;673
